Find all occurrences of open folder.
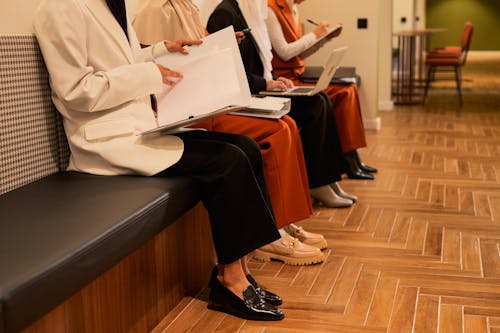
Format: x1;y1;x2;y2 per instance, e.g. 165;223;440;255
140;26;251;135
231;96;291;119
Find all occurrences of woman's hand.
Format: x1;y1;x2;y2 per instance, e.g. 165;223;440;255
312;22;331;39
165;39;203;54
326;23;343;39
277;77;294;89
156;64;183;86
235;31;245;44
267;80;287;91
266;77;294;91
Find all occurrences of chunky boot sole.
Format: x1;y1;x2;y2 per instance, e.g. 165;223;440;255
253;249;324;266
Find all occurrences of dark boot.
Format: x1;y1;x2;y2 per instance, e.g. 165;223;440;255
344;151;374;180
353;150;377;173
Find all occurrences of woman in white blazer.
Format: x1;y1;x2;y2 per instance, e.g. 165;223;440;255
34;0;284;321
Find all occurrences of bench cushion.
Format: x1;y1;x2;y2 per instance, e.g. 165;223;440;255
0;172;200;333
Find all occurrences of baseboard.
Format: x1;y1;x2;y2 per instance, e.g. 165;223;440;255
363;116;381;131
468;50;500;57
378;100;394;111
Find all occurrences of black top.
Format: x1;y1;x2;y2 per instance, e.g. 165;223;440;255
206;0;267;94
106;0;129;41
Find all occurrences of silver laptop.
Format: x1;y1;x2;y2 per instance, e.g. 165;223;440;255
259;46;348;97
140;105;246;135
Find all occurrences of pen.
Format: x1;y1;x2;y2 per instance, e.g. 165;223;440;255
307;19;319;26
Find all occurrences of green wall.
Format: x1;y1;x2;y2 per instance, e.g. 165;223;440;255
426;0;500;51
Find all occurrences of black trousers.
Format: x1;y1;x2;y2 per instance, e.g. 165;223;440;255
288;92;345;188
158;130;280;264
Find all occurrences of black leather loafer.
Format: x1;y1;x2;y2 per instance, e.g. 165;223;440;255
359;163;378;173
208;266;219;288
207;276;284;321
246;274;282;306
347;170;375;180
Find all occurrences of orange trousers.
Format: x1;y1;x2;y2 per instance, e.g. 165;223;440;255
194;114;312;228
291;78;367;153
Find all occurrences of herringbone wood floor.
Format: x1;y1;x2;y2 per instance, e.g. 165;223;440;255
153;53;500;333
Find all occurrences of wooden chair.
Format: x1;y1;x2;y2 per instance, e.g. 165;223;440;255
423;22;474;106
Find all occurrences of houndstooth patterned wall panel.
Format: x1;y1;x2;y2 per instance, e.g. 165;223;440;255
0;35;69;195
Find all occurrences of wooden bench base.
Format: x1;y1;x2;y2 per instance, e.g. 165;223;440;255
21;204;215;333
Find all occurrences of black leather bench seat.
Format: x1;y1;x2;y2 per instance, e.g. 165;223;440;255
0;171;200;333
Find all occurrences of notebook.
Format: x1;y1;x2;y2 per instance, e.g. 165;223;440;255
230;96;291;119
259;46;348;97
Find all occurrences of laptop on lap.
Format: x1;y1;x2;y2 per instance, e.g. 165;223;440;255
259;46;348;97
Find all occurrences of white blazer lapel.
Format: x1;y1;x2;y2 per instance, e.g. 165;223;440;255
85;0;135;63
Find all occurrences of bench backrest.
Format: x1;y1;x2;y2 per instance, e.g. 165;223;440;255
0;35;70;195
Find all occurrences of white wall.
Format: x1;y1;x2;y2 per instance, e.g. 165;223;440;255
0;0;142;34
0;0;40;34
393;0;414;33
415;0;426;29
378;0;394;112
300;0;385;130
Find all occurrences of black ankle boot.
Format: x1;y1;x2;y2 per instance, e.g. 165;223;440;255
353;150;377;173
344;151;374;180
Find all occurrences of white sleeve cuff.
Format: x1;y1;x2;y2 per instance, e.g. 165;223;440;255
152;41;169;59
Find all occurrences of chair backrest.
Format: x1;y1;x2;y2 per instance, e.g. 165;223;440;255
460;21;474;64
0;35;70;195
460;22;474;50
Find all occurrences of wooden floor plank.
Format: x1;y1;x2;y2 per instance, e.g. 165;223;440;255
413;294;439;333
387;286;418;333
343;267;380;322
364;277;399;328
438;304;463;333
463;315;488;333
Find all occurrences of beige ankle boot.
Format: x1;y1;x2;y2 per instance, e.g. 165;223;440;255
310;185;353;208
330;182;358;202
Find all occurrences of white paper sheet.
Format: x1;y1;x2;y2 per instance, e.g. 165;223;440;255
248;96;290;112
154;26;251;126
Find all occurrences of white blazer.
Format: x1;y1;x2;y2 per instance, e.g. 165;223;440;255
34;0;184;176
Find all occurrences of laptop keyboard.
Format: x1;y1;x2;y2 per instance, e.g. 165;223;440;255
290;87;314;93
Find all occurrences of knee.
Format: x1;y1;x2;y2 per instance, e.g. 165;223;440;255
228;135;263;167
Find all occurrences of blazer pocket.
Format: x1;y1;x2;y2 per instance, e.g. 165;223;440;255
84;117;135;141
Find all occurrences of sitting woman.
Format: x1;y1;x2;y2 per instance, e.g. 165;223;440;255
205;0;358;210
266;0;377;180
34;0;285;321
133;0;359;266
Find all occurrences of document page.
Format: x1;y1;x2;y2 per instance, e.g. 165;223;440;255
154;26;251;126
248;96;290;112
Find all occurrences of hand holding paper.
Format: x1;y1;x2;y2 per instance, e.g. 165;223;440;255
165;39;203;54
155;64;183;86
152;26;251;128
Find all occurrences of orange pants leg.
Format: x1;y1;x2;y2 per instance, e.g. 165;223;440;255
193;114;312;228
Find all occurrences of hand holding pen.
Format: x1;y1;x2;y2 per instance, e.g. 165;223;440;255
307;19;343;39
307;19;331;39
